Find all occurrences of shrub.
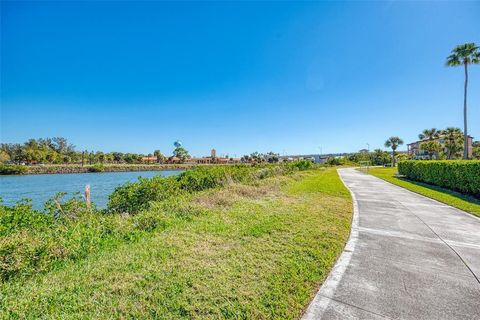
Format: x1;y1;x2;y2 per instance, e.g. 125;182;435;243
0;164;28;175
0;199;53;237
0;191;164;281
88;164;105;172
398;160;480;197
108;176;183;215
287;159;314;171
326;157;344;166
0;195;121;281
177;165;252;191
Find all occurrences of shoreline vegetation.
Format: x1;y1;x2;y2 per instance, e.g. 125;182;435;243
0;163;200;175
0;161;353;318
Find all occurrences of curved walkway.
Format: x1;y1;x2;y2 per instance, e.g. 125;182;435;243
302;168;480;320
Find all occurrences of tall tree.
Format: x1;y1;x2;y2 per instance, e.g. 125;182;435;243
473;141;480;160
446;43;480;159
371;149;391;166
112;152;123;163
96;151;105;164
442;127;463;159
420;141;442;160
0;150;11;163
154;150;165;163
172;147;189;162
418;128;441;159
418;128;440;141
384;136;404;167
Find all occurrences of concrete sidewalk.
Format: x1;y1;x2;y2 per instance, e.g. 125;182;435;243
302;168;480;320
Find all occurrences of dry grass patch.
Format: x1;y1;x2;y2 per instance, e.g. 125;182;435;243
193;176;290;210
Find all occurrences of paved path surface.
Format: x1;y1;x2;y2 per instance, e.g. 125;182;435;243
302;168;480;320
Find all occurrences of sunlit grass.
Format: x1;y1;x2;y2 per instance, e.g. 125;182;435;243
1;168;352;319
366;167;480;217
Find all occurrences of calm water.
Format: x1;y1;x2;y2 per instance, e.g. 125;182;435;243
0;170;181;209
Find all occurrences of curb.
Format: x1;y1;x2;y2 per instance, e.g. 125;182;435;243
301;168;360;319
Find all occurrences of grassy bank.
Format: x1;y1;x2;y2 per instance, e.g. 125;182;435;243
366;167;480;217
1;165;352;319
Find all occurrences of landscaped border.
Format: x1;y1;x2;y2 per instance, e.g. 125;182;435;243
365;167;480;217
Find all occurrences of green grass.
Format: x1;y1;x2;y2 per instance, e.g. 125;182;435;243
366;167;480;217
1;168;352;319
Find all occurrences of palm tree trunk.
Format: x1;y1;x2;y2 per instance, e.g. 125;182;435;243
463;62;468;159
392;150;395;167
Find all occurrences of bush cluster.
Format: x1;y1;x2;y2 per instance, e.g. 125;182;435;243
108;176;183;214
0;195;179;281
398;160;480;197
0;164;27;175
88;164;105;172
107;164;301;215
286;159;314;171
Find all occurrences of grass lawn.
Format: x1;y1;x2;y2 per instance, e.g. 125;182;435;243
366;167;480;217
1;168;352;319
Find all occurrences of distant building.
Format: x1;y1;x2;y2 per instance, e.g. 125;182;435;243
185;148;241;164
141;156;157;163
407;135;474;159
167;156;182;164
359;149;369;154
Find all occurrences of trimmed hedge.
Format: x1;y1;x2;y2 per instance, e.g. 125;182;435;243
398;161;480;198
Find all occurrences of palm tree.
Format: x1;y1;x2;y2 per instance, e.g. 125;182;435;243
153;150;163;163
446;43;480;159
384;136;404;167
418;128;440;141
442;127;463;159
418;128;440;159
420;140;442;160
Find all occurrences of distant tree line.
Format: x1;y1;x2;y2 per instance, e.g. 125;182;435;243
241;152;279;163
0;137;282;165
0;137;172;165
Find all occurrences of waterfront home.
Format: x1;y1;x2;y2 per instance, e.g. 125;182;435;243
141;156;158;163
407;135;474;159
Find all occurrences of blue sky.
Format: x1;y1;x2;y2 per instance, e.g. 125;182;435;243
1;1;479;157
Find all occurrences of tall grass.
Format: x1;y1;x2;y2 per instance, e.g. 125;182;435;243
108;162;313;215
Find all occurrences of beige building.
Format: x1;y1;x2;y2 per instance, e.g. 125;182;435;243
187;149;241;164
141;156;158;163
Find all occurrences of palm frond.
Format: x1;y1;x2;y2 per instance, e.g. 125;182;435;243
447;42;480;66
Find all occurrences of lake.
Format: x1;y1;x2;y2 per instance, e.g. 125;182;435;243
0;170;182;209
